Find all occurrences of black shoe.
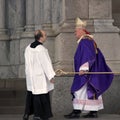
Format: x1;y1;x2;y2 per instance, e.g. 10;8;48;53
83;111;98;118
23;114;29;120
33;116;41;120
64;110;81;119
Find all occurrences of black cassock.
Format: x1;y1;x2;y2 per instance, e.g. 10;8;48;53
24;91;53;119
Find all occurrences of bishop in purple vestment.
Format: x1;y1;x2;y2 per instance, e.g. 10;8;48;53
64;17;114;119
71;37;114;99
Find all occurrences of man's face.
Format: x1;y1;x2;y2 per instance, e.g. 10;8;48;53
75;28;84;39
41;31;47;42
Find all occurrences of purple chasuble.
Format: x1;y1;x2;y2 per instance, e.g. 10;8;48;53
71;38;114;99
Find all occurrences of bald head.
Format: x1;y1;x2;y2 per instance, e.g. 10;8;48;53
34;30;42;41
34;30;47;43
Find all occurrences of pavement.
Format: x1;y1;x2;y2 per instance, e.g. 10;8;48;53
0;114;120;120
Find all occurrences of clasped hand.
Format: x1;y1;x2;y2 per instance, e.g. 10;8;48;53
79;70;88;75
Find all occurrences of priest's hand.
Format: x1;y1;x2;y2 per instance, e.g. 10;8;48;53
50;78;55;83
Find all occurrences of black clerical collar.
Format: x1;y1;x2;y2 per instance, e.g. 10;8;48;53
30;40;43;48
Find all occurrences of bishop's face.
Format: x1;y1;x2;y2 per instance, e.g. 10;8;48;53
75;28;85;40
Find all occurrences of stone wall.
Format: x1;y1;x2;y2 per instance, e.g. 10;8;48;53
0;0;120;114
0;0;120;78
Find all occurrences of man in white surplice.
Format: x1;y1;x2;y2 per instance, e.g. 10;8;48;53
23;30;55;120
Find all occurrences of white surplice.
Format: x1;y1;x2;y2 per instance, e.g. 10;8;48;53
25;44;55;95
73;62;104;111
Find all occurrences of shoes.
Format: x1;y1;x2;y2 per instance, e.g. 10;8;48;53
33;116;41;120
33;116;49;120
64;110;81;119
23;114;29;120
83;111;98;118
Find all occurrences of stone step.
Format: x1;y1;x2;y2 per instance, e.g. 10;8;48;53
0;114;120;120
0;106;24;114
0;89;26;114
0;98;25;106
0;89;26;98
0;89;16;98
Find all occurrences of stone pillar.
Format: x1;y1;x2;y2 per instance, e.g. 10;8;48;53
51;0;61;30
26;0;34;32
43;0;51;23
9;0;26;79
42;0;54;35
15;0;25;38
34;0;44;30
11;0;25;39
0;0;9;40
0;0;10;78
22;0;35;37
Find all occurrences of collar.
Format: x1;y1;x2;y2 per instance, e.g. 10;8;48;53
77;34;93;44
30;40;43;48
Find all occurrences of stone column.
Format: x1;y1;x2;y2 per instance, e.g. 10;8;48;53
26;0;34;31
10;0;26;78
51;0;61;30
0;0;10;79
34;0;42;29
11;0;25;40
43;0;51;23
42;0;54;35
16;0;25;38
22;0;35;37
0;0;9;40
